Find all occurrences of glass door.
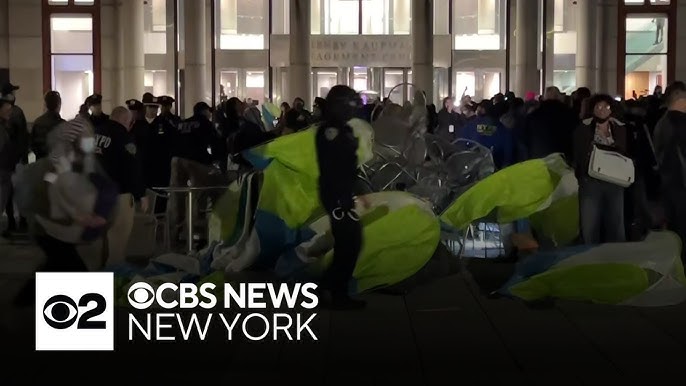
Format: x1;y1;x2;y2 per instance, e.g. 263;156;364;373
312;68;339;99
352;67;369;93
383;68;405;103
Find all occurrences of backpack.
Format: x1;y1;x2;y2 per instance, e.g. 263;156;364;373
11;159;52;220
13;159;119;242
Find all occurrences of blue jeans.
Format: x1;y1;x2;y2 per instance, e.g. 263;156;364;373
579;177;626;244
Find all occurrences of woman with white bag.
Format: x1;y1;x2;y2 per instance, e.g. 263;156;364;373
573;94;632;244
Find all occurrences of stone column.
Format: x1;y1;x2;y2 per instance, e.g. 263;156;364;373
183;0;207;113
120;0;145;102
288;0;311;104
575;0;595;90
544;0;556;88
514;0;539;96
0;0;9;72
412;0;433;104
675;0;686;82
7;0;43;119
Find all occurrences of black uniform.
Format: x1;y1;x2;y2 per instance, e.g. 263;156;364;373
173;113;223;165
314;85;364;307
94;120;145;201
146;111;180;189
90;112;110;128
86;93;109;128
212;106;232;172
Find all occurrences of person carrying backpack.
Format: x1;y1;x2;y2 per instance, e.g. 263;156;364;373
11;116;118;308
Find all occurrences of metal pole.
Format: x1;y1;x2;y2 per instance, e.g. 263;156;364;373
187;190;194;253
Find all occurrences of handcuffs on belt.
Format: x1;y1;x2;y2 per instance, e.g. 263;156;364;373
331;197;360;222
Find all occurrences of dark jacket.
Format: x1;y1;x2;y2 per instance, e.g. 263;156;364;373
572;117;628;179
89;112;109;128
31;110;65;159
623;114;658;173
460;115;514;169
524;100;578;161
0;105;29;170
316;123;358;211
0;120;10;171
143;112;180;187
172;114;221;165
285;108;312;132
94;120;145;200
436;108;461;142
653;110;686;190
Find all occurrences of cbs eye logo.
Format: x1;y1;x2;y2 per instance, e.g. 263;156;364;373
43;293;107;329
127;282;155;310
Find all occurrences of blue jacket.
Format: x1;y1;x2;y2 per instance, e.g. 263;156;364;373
460;115;514;169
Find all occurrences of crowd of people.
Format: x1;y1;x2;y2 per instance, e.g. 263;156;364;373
1;78;686;308
429;83;684;256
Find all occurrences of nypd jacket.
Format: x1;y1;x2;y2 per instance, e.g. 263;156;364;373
460;115;514;169
94;120;145;200
172;114;221;165
89;112;109;128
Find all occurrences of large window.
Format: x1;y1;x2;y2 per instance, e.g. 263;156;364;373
48;0;95;3
43;0;100;117
312;0;360;34
619;0;675;98
453;0;506;50
273;0;290;34
548;0;578;94
216;0;268;49
624;15;668;98
49;15;94;119
455;69;502;101
361;0;411;35
625;0;670;4
144;0;175;98
434;0;449;35
217;69;267;103
144;0;167;55
314;0;412;35
455;72;476;99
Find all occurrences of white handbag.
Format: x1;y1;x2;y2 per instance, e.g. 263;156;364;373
587;144;635;187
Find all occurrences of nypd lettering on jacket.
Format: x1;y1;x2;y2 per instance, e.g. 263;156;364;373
94;133;136;156
94;133;112;153
177;121;200;134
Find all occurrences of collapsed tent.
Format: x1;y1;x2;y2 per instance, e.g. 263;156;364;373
261;101;281;131
206;118;439;293
499;231;686;306
440;153;579;247
279;191;439;293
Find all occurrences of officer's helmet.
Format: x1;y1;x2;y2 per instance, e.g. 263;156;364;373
324;85;361;124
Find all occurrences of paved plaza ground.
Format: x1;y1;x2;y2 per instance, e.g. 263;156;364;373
1;235;686;385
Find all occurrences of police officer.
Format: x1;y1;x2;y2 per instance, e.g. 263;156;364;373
86;93;109;128
316;85;369;309
129;94;157;186
1;82;29;237
94;106;147;265
169;102;228;239
126;98;145;122
147;95;179;212
158;95;181;125
172;102;221;165
212;99;232;173
286;97;312;132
